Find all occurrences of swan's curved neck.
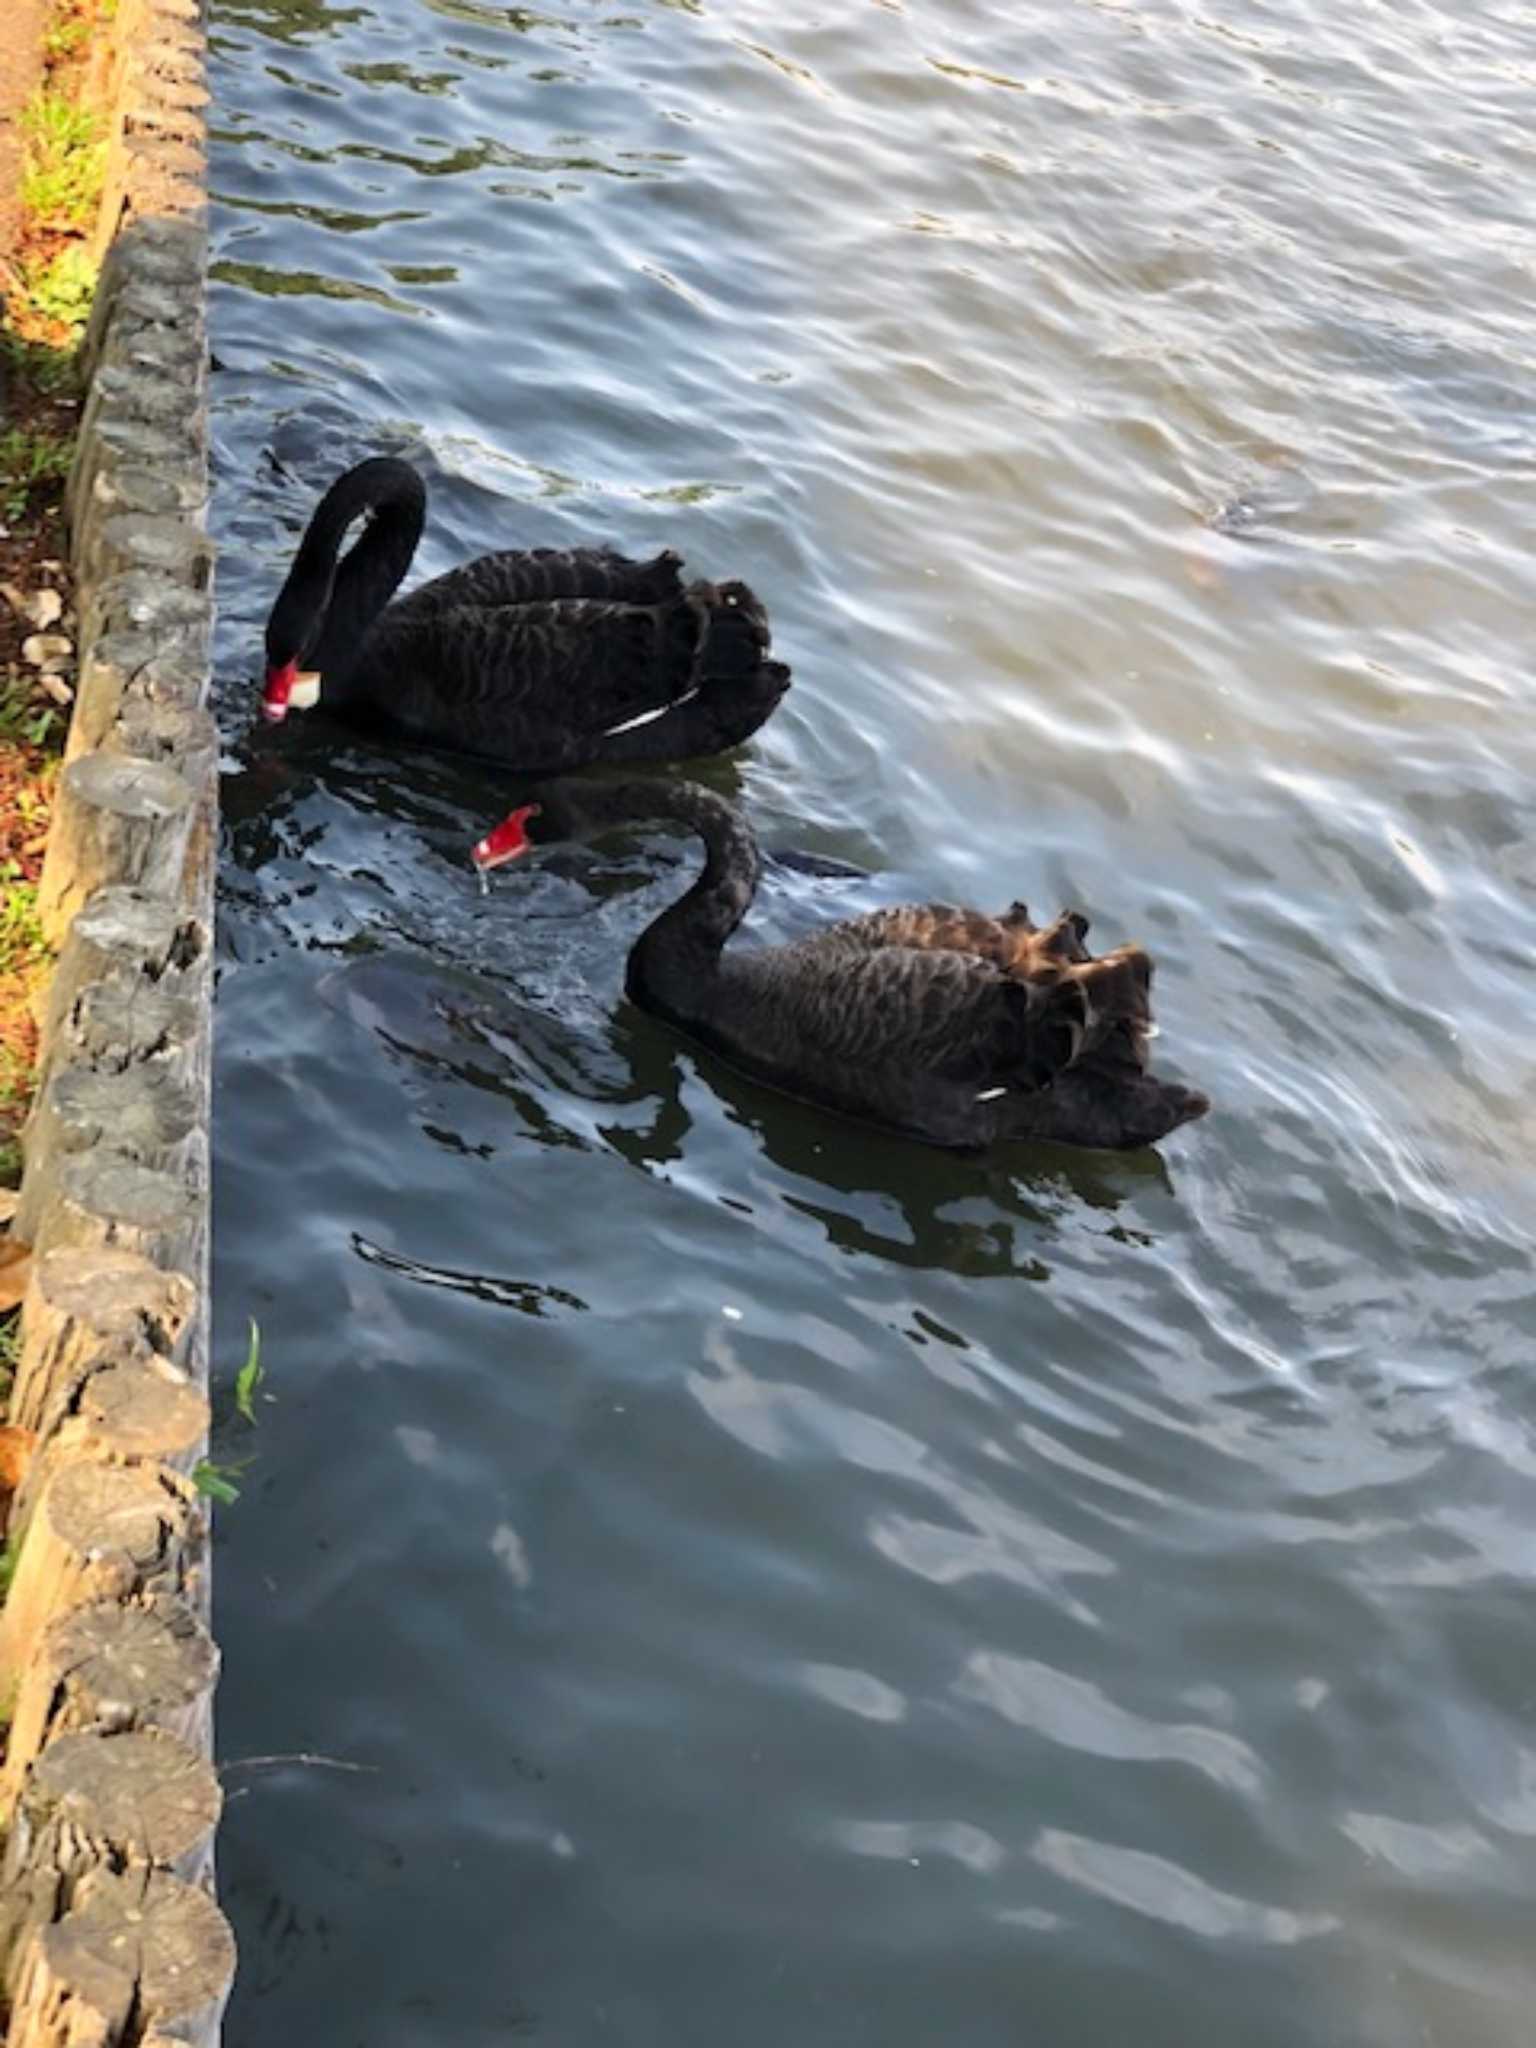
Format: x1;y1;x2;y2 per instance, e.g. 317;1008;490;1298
293;459;425;691
579;783;762;1020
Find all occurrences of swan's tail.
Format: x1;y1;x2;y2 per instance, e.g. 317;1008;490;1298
594;570;785;750
1069;944;1155;1069
996;937;1210;1149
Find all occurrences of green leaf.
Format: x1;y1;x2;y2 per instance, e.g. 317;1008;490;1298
193;1459;242;1505
234;1318;264;1425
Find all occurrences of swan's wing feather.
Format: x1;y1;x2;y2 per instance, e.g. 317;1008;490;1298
795;903;1093;973
390;546;686;620
764;921;1156;1091
759;943;1076;1091
375;596;705;731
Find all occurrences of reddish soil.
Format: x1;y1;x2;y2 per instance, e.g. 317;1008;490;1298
0;0;48;275
0;0;98;1181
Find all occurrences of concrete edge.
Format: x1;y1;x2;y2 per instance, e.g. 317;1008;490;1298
0;0;234;2040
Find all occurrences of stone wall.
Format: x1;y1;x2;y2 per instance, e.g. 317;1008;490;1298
0;0;234;2041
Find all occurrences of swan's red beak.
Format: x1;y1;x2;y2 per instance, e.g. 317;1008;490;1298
471;803;542;875
262;661;297;723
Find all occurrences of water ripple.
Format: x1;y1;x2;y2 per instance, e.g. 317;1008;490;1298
208;0;1536;2041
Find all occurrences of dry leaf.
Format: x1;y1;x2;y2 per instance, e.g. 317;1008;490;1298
0;1424;36;1495
0;1235;33;1312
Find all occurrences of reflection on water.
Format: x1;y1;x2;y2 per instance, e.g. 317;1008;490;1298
210;0;1536;2043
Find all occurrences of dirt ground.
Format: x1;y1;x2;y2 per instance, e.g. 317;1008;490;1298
0;0;75;1181
0;0;49;279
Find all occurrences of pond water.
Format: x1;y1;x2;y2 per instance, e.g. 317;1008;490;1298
206;2;1536;2043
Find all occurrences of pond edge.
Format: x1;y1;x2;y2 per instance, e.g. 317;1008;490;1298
1;0;234;2041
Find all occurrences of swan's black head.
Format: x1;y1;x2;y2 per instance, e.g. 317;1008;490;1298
471;789;593;874
470;779;696;874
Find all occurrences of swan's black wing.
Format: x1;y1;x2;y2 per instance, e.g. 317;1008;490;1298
742;942;1087;1093
390;545;686;621
774;907;1156;1077
794;903;1093;973
745;937;1203;1146
359;585;768;769
796;903;1158;1072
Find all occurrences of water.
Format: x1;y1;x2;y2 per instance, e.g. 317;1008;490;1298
206;3;1536;2043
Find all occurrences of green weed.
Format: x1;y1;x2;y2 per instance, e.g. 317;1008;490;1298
20;90;104;233
0;426;74;527
193;1458;246;1505
0;1045;33;1123
195;1321;271;1506
14;245;98;341
0;682;64;750
0;869;47;985
9;786;48;836
234;1319;264;1423
0;331;77;398
23;91;98;160
43;15;90;59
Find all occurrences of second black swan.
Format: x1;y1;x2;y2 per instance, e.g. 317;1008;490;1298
261;457;790;770
471;780;1211;1152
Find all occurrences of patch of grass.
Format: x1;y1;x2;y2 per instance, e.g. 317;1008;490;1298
40;0;104;63
0;1053;29;1111
20;89;104;234
0;1045;40;1185
0;866;47;978
22;90;98;161
0;330;77;395
0;427;74;529
6;783;50;843
43;13;90;59
0;867;51;1164
0;330;77;399
0;1;91;1201
0;683;63;752
11;244;98;345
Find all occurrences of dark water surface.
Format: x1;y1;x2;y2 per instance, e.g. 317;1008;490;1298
208;2;1536;2043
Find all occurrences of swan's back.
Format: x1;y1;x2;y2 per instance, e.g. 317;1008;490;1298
390;544;687;622
358;578;774;768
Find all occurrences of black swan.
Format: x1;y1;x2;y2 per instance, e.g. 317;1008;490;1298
261;457;790;769
470;780;1210;1151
